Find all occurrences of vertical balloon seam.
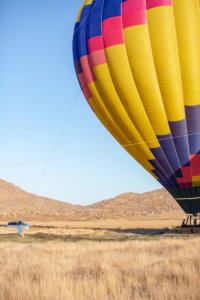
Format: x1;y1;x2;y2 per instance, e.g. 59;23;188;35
146;2;191;198
173;0;200;201
85;0;164;178
143;1;191;198
75;2;130;147
87;0;184;199
81;3;148;169
174;0;200;201
76;0;160;179
120;0;187;198
171;1;195;199
101;0;161;150
104;0;185;197
167;1;194;199
86;0;157;160
72;0;199;205
73;0;95;113
122;1;169;136
98;0;183;197
85;0;180;195
146;3;189;199
74;0;200;212
122;0;186;192
73;0;160;178
188;1;200;198
76;0;173;198
74;3;123;140
121;0;186;198
95;0;177;193
83;0;156;167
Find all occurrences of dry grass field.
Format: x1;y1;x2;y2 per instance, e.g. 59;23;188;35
0;180;199;299
0;238;199;300
0;217;188;238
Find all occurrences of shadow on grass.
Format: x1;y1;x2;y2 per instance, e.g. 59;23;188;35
0;229;198;243
79;226;200;235
0;233;131;243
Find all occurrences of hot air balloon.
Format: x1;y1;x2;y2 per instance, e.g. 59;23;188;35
73;0;200;215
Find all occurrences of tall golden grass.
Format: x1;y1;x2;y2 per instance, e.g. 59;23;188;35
0;238;199;300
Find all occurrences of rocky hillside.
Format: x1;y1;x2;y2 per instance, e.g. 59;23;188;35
0;179;183;220
85;189;181;218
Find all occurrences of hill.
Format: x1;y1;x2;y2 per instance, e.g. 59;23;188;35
86;189;183;219
0;179;183;220
0;180;81;219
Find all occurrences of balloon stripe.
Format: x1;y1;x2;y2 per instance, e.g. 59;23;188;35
122;0;146;12
80;56;96;84
88;36;104;53
146;0;172;10
89;50;107;67
122;11;147;28
102;17;124;48
122;0;147;28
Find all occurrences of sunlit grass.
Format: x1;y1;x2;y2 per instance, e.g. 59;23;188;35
0;237;199;299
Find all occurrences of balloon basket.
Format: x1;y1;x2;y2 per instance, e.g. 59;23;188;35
176;214;200;233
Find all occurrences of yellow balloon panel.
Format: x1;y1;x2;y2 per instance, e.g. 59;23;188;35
173;0;200;106
147;6;185;122
123;25;170;136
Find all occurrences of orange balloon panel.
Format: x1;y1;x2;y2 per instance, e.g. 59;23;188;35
73;0;200;215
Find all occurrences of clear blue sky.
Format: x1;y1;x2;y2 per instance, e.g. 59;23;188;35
0;0;161;205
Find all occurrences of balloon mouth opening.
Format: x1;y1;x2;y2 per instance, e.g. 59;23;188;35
176;198;200;215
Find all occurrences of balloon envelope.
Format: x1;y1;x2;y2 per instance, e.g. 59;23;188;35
73;0;200;215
